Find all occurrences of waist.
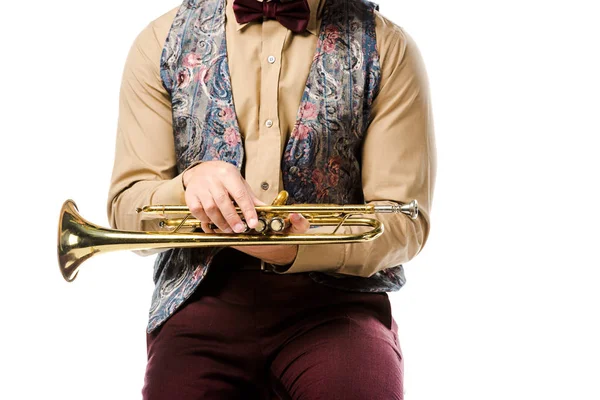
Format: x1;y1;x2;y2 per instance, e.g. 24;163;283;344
212;248;277;272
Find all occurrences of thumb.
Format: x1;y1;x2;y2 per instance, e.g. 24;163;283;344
288;213;310;233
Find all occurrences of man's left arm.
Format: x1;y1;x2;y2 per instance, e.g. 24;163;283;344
281;24;437;277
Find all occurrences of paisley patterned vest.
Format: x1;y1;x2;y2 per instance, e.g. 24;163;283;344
149;0;406;332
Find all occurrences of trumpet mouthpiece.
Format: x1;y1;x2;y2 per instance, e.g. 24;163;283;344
374;200;419;220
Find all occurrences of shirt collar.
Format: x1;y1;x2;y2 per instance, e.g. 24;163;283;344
229;0;324;36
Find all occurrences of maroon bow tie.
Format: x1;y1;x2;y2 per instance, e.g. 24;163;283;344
233;0;311;33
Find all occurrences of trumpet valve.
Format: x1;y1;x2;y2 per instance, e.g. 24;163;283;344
255;218;268;234
269;217;289;233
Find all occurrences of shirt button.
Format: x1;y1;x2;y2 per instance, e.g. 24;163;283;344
265;119;274;128
261;182;270;191
267;55;276;64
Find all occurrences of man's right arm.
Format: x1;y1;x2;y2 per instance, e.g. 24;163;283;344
107;13;265;237
107;17;184;233
107;11;305;263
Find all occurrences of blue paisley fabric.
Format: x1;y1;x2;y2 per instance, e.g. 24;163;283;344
150;0;405;333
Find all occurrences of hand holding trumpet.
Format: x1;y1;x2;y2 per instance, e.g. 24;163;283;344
182;161;310;265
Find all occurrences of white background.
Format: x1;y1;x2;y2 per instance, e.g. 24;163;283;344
1;0;599;399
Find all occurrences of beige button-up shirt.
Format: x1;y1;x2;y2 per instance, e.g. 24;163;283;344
107;0;436;277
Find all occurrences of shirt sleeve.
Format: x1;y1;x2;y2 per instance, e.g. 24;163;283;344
106;18;186;235
282;20;437;277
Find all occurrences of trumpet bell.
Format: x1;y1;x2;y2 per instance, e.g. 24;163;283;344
58;200;98;282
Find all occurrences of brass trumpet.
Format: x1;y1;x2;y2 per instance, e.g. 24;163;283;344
57;191;418;282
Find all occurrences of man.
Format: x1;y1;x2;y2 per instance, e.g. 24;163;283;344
107;0;436;398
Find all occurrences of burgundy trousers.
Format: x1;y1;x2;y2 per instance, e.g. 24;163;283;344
142;250;404;399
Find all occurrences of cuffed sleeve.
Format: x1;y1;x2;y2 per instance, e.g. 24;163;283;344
277;226;347;274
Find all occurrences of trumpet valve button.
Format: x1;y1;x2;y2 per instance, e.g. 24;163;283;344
269;217;286;233
255;218;268;233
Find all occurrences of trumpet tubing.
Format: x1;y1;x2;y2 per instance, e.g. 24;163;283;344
57;192;418;282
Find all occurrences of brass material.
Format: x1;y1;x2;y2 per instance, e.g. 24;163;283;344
271;191;289;206
58;191;418;282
